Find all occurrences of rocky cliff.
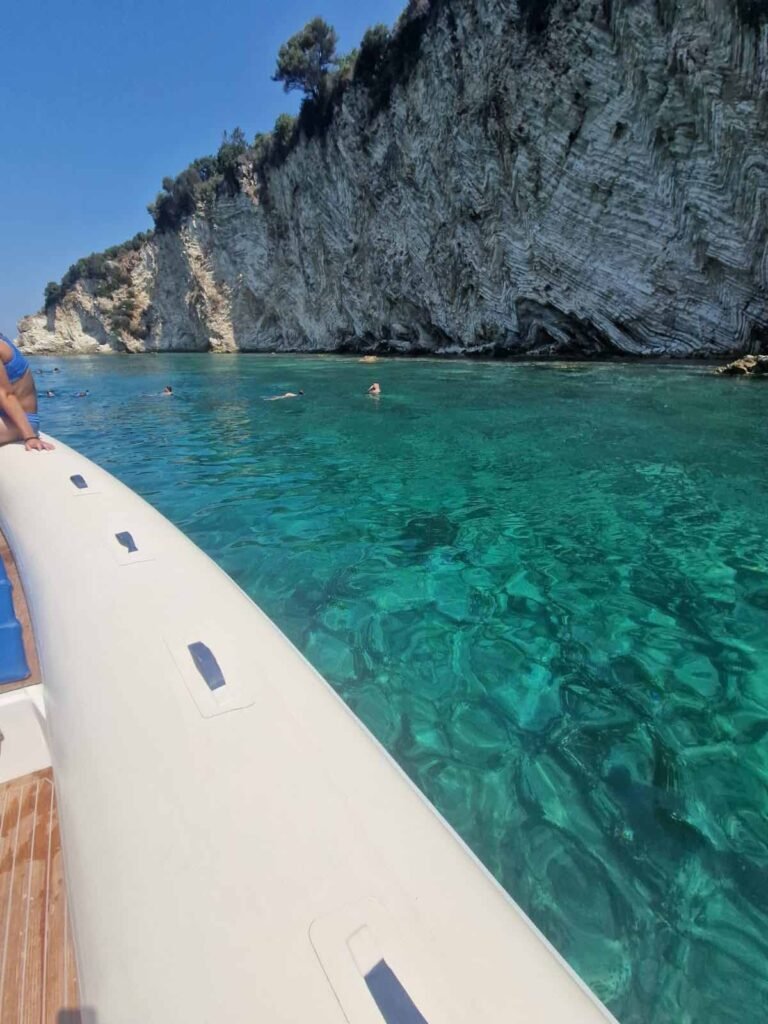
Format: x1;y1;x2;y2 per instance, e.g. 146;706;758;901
18;0;768;357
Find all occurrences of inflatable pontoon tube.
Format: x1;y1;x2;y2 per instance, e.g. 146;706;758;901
0;437;618;1024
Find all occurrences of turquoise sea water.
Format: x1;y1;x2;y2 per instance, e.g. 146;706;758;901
35;355;767;1023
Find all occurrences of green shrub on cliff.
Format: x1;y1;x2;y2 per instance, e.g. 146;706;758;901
336;49;359;79
251;131;273;167
104;231;152;257
272;17;339;99
108;294;137;334
43;281;62;309
44;230;152;309
273;114;298;153
190;155;219;182
148;160;218;230
146;128;250;229
148;169;199;232
245;118;299;175
298;74;347;140
355;25;391;85
353;3;433;115
217;128;249;193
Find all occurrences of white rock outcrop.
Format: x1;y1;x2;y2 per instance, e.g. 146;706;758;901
19;0;768;356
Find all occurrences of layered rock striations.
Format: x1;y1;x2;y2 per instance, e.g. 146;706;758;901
19;0;768;357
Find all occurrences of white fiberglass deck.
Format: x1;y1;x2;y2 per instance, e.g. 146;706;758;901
0;437;618;1023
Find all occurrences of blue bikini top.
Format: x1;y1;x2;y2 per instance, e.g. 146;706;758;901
0;332;30;383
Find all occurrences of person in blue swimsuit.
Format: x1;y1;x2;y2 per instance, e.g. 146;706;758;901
0;332;54;450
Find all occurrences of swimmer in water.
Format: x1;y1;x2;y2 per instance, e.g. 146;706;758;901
161;385;173;395
367;382;381;396
265;390;304;401
45;390;56;398
75;390;90;398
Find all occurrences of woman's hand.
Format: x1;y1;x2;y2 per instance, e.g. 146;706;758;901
24;436;54;451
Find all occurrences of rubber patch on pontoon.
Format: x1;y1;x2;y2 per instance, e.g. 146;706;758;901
188;642;226;691
115;531;138;553
364;960;429;1024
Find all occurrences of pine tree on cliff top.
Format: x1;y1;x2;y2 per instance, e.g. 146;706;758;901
272;18;338;99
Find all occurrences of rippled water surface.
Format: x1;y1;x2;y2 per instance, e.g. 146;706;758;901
35;355;768;1023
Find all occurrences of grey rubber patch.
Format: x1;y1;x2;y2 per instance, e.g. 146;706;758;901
364;960;429;1024
188;642;226;691
115;531;138;554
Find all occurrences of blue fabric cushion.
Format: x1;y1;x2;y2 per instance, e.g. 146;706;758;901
0;560;30;684
0;621;29;684
0;580;14;620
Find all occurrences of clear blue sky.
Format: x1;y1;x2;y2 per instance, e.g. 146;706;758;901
1;0;406;334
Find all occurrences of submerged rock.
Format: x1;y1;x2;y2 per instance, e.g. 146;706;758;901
19;0;768;357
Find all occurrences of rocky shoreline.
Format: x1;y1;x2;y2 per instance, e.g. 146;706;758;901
716;354;768;376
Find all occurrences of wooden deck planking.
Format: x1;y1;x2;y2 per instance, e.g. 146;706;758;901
0;768;79;1023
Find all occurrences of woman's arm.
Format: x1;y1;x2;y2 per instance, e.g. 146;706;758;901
0;362;52;450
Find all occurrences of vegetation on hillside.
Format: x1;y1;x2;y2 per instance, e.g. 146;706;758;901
43;231;152;309
272;18;339;98
144;2;440;230
43;0;443;310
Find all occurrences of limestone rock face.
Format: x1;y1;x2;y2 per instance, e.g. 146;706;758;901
717;354;768;375
18;0;768;356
